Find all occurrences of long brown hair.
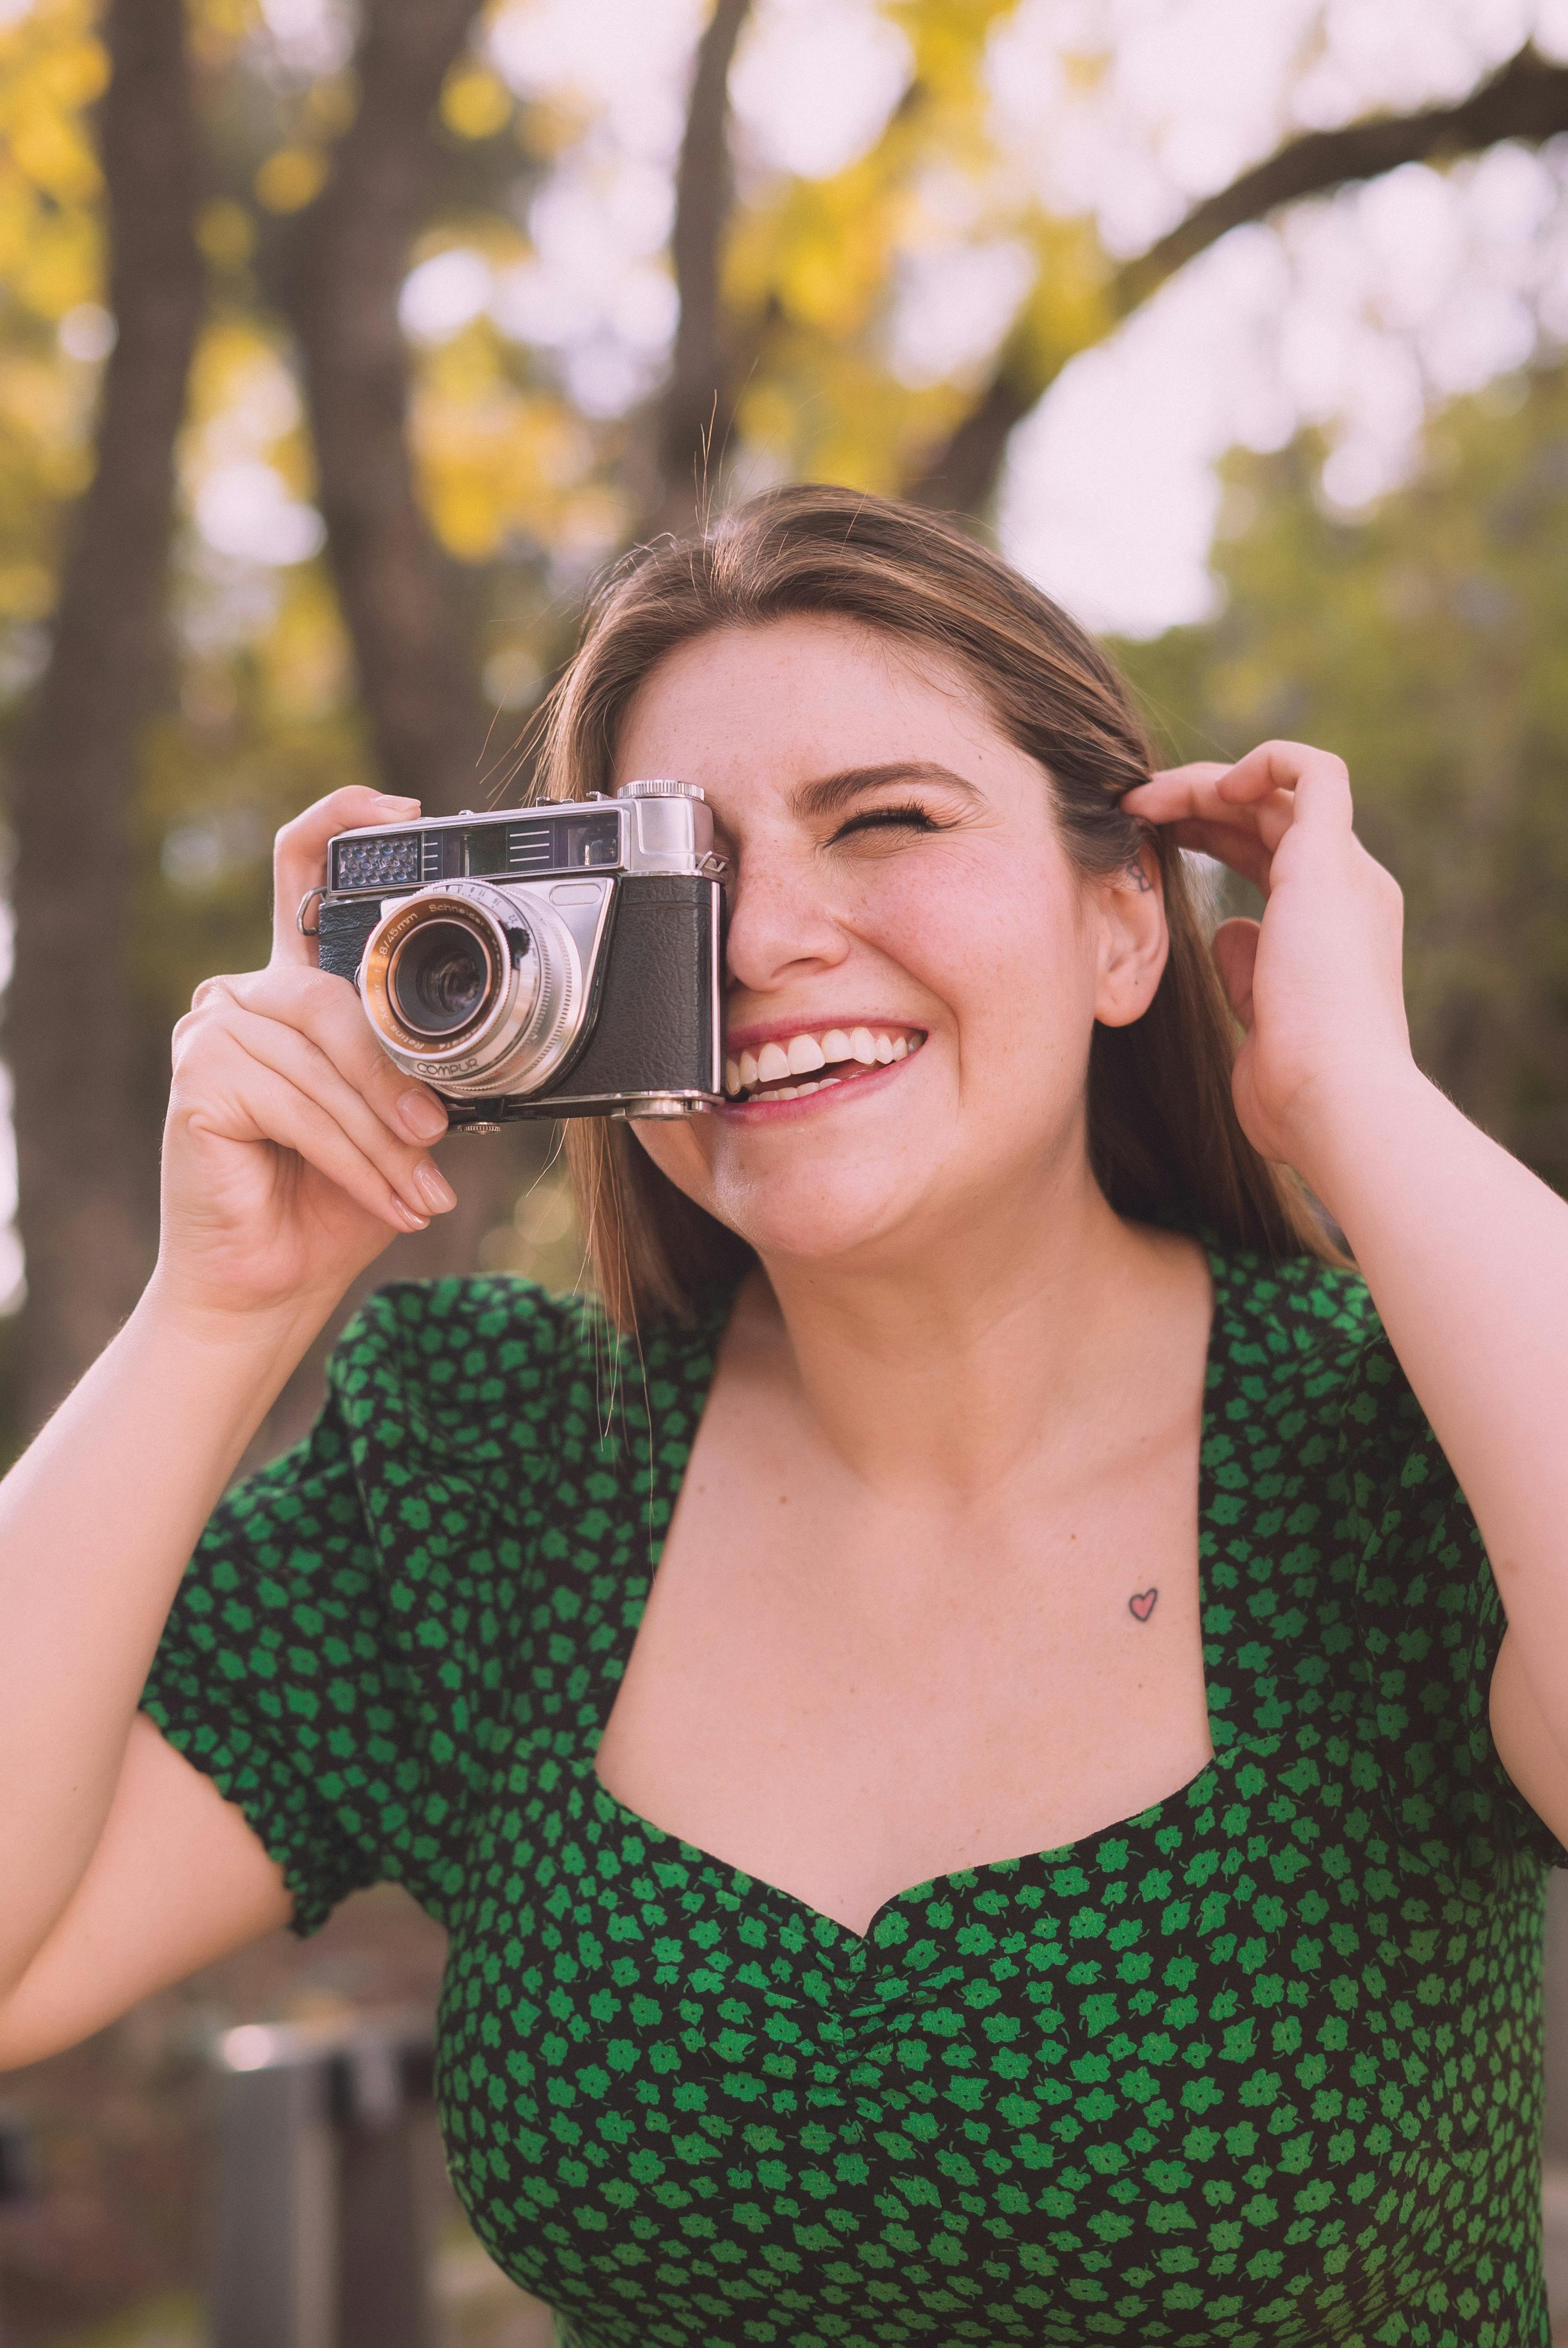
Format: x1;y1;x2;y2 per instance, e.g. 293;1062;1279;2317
531;484;1332;1326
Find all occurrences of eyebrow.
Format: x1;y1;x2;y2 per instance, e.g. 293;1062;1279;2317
787;762;984;821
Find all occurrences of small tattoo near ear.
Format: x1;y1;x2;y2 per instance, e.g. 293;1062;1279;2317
1125;859;1152;893
1128;1588;1158;1621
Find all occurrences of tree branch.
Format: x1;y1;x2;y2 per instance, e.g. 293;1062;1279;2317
646;0;755;538
1121;40;1568;305
4;0;204;1427
907;40;1568;516
285;0;489;810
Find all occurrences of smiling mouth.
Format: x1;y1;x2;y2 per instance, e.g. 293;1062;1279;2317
723;1024;926;1106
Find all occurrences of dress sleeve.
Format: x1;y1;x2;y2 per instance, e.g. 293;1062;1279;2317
1338;1326;1568;1873
140;1348;430;1936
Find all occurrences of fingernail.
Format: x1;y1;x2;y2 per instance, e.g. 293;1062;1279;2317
374;793;420;812
394;1199;430;1232
399;1089;447;1141
416;1163;457;1214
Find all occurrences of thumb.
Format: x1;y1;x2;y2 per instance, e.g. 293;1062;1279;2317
1211;917;1261;1031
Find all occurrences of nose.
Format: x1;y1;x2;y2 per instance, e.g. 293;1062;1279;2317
722;836;848;998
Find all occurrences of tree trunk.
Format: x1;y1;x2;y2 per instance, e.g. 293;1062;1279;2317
643;0;755;539
284;0;490;812
4;0;204;1434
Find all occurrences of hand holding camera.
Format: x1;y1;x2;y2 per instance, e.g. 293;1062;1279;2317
153;777;726;1331
154;786;460;1331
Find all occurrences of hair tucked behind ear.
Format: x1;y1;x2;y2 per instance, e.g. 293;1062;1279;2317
528;484;1337;1328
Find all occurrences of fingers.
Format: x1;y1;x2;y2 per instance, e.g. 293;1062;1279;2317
1125;740;1354;890
210;964;449;1152
1214;740;1353;832
221;1005;454;1226
271;787;421;969
174;966;455;1230
185;1042;433;1234
1130;742;1351;823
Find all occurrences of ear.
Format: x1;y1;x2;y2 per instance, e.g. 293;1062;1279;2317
1089;843;1170;1028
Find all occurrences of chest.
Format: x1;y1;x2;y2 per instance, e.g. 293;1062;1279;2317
593;1380;1213;1936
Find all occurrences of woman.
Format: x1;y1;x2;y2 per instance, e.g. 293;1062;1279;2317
2;486;1566;2348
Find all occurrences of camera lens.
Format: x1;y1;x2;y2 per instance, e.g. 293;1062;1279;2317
388;918;493;1038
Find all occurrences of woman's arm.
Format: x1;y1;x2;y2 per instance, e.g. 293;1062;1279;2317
1299;1069;1568;1834
0;786;456;2057
0;1718;293;2070
1125;743;1568;1840
0;1285;321;2037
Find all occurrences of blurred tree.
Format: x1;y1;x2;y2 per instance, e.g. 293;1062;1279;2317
6;0;201;1423
283;0;491;810
1118;363;1568;1195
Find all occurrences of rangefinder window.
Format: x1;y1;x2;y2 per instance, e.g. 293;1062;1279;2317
333;833;422;891
463;826;509;877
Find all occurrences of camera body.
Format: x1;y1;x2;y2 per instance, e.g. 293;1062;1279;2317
314;783;725;1126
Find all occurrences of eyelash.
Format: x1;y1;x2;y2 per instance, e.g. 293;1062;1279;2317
831;802;945;843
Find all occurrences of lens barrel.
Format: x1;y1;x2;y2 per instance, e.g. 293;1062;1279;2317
388;918;495;1039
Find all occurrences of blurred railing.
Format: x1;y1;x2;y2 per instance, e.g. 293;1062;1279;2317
212;2010;440;2348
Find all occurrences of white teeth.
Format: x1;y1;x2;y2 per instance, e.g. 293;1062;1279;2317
728;1028;925;1101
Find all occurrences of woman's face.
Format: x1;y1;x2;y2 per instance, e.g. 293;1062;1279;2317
615;616;1167;1273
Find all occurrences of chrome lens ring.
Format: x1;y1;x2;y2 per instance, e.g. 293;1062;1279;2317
359;882;585;1099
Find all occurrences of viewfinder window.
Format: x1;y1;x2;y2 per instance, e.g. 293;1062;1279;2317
560;814;620;869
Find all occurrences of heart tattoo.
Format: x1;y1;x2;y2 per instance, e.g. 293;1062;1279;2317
1128;1589;1158;1622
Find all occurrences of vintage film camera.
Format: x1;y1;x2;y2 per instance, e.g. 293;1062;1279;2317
310;783;726;1127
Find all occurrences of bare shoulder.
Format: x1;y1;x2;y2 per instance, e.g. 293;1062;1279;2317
0;1715;291;2072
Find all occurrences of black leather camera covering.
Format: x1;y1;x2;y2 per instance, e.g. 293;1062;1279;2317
317;894;383;982
315;874;720;1119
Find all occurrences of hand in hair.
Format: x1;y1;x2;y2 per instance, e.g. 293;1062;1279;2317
1121;740;1409;1181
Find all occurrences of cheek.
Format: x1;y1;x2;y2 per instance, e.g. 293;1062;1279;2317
862;853;1095;1077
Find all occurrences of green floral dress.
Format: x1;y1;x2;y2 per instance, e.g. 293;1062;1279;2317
142;1245;1561;2347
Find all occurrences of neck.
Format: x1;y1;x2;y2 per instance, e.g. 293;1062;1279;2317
754;1151;1193;1506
